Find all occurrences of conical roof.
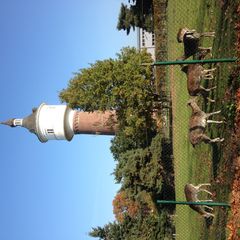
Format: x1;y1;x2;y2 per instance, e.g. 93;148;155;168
1;105;41;140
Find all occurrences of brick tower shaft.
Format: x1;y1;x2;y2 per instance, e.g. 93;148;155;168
73;110;117;135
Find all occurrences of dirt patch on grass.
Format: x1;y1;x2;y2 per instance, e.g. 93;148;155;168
227;161;240;240
226;5;240;239
227;88;240;240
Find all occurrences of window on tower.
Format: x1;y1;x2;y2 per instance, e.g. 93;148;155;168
47;129;54;134
152;33;155;46
142;29;145;47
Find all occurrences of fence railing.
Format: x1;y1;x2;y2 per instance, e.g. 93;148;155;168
152;0;238;239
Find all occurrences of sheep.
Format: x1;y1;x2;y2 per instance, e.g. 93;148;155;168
187;97;224;147
184;183;214;218
177;27;215;60
181;64;217;102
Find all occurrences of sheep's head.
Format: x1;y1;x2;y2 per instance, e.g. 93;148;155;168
177;27;189;42
187;97;198;106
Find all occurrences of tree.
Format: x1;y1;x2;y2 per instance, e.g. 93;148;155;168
112;132;174;198
59;47;153;111
60;47;157;160
89;222;123;240
113;190;156;223
113;135;164;198
117;0;154;35
89;227;106;239
113;190;140;222
89;213;174;240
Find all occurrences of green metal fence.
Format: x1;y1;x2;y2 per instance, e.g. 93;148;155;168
152;0;239;239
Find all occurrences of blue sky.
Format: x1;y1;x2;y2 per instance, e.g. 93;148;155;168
0;1;136;239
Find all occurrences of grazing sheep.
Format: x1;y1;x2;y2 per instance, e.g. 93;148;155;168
177;27;215;60
181;64;217;102
184;183;214;218
188;97;224;147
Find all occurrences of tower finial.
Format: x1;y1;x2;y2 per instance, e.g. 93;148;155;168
0;118;16;127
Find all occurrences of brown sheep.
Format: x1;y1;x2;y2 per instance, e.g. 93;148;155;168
188;98;224;147
181;64;216;102
177;27;215;60
184;183;214;218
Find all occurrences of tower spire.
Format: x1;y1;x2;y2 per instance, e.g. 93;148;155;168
1;119;16;127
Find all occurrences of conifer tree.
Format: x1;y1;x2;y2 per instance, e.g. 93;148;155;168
117;0;153;34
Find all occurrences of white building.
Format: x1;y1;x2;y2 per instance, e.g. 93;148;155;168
137;28;155;60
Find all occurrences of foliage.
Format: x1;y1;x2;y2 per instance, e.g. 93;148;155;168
60;47;157;160
110;132;174;237
113;133;166;197
59;47;153;111
110;118;155;161
89;226;107;239
112;190;155;223
112;190;140;222
117;0;153;34
89;212;174;240
89;222;123;240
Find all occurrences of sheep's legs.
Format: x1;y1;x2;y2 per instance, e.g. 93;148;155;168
207;120;224;124
200;32;215;37
210;137;225;143
206;110;221;118
199;86;216;92
201;135;224;144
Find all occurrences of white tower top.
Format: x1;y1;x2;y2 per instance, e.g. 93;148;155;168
1;103;75;142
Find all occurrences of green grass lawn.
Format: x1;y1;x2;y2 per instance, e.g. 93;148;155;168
166;0;238;239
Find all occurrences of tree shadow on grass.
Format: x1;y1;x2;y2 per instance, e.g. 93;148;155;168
211;143;221;179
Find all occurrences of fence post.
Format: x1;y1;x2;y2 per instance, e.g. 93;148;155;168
157;200;231;207
153;58;237;66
